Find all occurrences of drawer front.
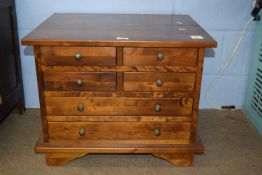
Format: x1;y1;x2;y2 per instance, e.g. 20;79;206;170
45;97;193;116
48;122;191;141
40;47;116;66
124;72;196;92
43;72;116;91
123;48;198;66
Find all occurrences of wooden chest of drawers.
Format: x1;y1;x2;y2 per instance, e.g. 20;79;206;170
22;13;217;166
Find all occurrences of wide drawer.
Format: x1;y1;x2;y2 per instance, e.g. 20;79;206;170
43;72;116;91
45;97;193;116
123;48;198;66
48;122;191;141
123;72;196;92
40;47;116;66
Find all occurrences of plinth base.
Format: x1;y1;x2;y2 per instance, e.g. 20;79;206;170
35;134;204;166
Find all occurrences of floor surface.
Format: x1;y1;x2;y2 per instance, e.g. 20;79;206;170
0;109;261;175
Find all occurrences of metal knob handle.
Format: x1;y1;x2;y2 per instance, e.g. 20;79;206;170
79;128;86;136
75;53;81;61
77;104;85;112
157;52;164;61
155;104;161;112
154;129;161;136
156;80;164;87
76;79;83;86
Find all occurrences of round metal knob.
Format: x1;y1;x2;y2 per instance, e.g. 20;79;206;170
77;104;85;112
154;129;161;136
76;79;83;86
79;128;86;136
75;53;81;61
155;104;161;112
156;80;164;87
157;52;164;61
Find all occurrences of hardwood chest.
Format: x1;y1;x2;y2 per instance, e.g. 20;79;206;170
22;13;217;166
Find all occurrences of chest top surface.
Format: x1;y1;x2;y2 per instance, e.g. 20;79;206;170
22;13;217;48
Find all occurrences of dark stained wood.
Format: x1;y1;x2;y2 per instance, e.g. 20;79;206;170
45;97;193;116
0;0;25;122
48;122;191;142
23;13;216;166
43;72;116;91
41;65;197;73
22;13;217;48
190;48;205;142
46;153;88;166
123;48;198;66
40;46;116;66
34;133;204;154
123;72;196;92
116;73;123;91
116;47;123;65
34;47;49;141
48;139;189;145
153;153;193;166
116;47;124;91
43;91;195;98
46;115;192;123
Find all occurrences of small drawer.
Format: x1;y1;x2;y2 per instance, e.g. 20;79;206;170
124;72;196;92
40;47;116;66
45;97;193;116
123;48;198;66
48;122;191;141
43;72;116;91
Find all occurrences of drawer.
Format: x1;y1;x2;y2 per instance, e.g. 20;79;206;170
43;72;116;91
123;48;198;66
40;47;116;66
48;122;191;141
45;97;193;116
124;72;196;92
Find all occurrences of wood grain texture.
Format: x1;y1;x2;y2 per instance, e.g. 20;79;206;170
116;47;123;65
21;13;217;48
43;72;116;91
123;48;198;66
45;97;193;116
44;91;195;98
190;48;205;142
46;153;88;166
116;47;124;91
34;47;48;141
153;153;193;166
46;116;192;123
41;66;197;73
40;46;116;66
48;122;191;142
123;72;196;92
116;72;123;91
48;139;190;145
23;13;216;166
35;133;204;154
